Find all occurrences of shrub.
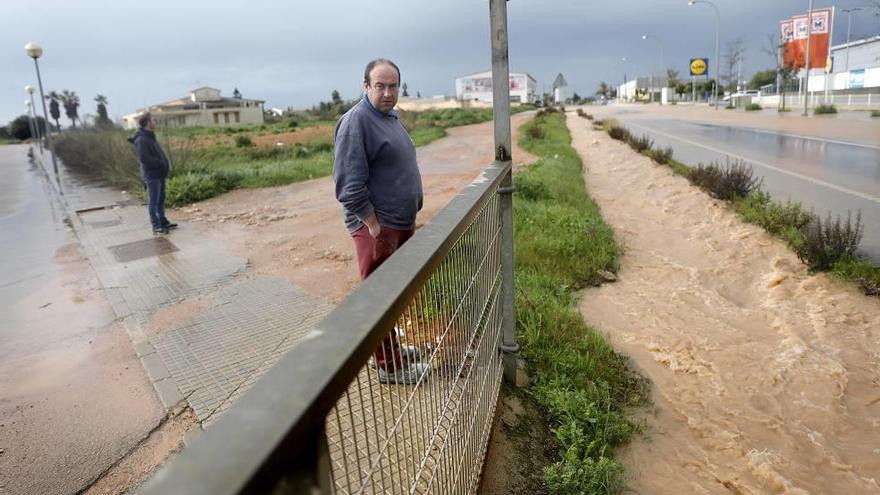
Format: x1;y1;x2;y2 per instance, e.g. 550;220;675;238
650;146;673;165
797;211;863;270
689;159;761;200
735;189;813;248
515;173;550;201
831;256;880;296
871;110;880;118
235;135;254;147
814;104;837;115
526;124;545;139
607;125;630;142
165;172;238;206
287;119;298;128
745;103;762;111
628;134;653;153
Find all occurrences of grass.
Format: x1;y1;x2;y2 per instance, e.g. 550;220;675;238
601;121;880;298
745;103;762;111
54;107;526;206
0;138;19;145
514;112;648;493
870;110;880;118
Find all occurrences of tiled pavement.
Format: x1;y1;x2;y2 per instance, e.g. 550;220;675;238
68;201;332;425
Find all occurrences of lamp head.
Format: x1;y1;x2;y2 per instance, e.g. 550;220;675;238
25;43;43;59
642;35;648;40
25;100;31;107
689;0;696;5
25;85;34;94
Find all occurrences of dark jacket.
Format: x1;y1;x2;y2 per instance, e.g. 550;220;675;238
130;128;170;180
333;98;423;232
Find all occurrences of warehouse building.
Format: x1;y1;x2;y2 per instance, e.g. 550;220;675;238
455;71;538;104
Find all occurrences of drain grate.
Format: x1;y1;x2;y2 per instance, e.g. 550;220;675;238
107;237;179;263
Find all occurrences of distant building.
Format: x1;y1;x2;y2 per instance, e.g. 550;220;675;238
617;76;669;102
122;87;264;129
826;35;880;90
454;71;538;104
552;73;568;104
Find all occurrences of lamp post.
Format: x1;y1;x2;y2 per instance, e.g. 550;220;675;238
25;101;38;151
24;42;58;172
620;57;630;101
641;34;664;103
689;0;721;109
841;7;861;78
803;0;814;116
25;85;43;153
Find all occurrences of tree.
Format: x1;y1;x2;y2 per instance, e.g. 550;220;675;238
9;114;48;140
722;37;746;93
331;90;342;105
94;94;111;126
402;82;409;97
596;81;610;97
666;68;681;88
761;33;798;111
59;90;80;129
46;91;61;130
747;70;777;90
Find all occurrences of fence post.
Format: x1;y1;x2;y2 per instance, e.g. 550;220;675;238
490;0;519;384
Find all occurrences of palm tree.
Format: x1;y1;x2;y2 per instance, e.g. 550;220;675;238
46;91;61;131
596;81;610;98
95;94;110;125
59;90;80;129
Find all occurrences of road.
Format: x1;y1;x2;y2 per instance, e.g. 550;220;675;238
0;144;163;495
599;105;880;262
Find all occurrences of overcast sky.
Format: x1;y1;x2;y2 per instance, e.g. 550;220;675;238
3;0;878;125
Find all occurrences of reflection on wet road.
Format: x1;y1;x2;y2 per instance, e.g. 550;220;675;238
615;117;880;262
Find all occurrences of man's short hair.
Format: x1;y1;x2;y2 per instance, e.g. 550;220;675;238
364;58;401;85
137;112;152;128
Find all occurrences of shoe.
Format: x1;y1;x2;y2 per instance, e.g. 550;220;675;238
367;344;422;369
162;222;178;230
153;227;169;235
378;362;431;385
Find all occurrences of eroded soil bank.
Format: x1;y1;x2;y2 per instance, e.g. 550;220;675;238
567;112;880;494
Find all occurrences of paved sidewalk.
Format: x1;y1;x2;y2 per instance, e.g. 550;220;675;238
71;205;333;424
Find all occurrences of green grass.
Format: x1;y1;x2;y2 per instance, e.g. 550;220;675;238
0;138;19;145
514;112;648;493
870;110;880;118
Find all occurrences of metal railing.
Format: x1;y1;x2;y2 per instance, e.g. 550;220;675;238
138;159;516;495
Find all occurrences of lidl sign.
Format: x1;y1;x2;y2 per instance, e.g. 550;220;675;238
690;58;709;76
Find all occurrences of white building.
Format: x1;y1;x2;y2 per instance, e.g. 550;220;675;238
805;35;880;92
122;87;265;129
455;71;538;104
552;73;568;104
617;77;669;102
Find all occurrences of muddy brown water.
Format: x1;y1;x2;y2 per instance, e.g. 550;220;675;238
567;113;880;494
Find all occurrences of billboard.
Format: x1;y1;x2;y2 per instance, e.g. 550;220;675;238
782;8;832;69
690;58;709;76
462;75;527;93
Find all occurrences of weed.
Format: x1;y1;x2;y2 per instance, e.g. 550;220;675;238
734;190;812;248
745;103;762;111
650;146;673;165
527;125;546;140
814;104;838;115
871;110;880;118
607;125;630;142
689;159;761;200
235;135;254;147
797;211;864;270
628;134;653;153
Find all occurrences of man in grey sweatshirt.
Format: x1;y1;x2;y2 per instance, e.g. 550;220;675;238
333;58;427;385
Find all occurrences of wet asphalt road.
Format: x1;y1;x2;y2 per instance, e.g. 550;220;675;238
611;116;880;263
0;144;162;495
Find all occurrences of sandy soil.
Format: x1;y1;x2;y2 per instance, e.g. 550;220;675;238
567;112;880;494
173;114;537;303
587;103;880;145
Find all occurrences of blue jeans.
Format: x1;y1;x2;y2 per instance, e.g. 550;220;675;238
144;178;168;230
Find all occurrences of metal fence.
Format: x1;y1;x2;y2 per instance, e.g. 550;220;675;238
138;158;516;495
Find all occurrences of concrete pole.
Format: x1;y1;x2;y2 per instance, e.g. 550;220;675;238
803;0;814;116
490;0;519;385
25;102;37;150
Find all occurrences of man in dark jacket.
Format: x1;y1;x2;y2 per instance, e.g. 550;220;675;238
131;113;176;234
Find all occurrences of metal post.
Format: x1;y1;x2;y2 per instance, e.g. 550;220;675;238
803;0;814;116
32;58;59;175
824;6;834;104
25;102;37;150
692;75;696;104
27;93;43;154
489;0;518;384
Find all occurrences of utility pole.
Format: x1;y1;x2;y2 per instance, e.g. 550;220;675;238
803;0;814;116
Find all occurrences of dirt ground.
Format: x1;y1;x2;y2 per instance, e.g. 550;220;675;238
567;111;880;494
174;114;537;303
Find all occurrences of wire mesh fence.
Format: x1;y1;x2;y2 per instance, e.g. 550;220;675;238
326;191;504;495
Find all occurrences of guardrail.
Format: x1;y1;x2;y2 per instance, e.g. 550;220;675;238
138;158;517;494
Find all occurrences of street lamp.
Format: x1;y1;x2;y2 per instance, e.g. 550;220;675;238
25;101;38;151
689;0;721;109
25;85;42;153
24;42;58;172
841;7;862;77
803;0;814;116
641;34;664;103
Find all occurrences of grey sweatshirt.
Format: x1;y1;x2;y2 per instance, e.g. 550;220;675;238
333;98;423;232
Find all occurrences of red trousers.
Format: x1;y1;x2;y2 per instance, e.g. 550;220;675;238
351;225;414;371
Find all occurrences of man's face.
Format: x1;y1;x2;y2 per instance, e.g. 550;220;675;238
145;118;156;131
364;64;400;114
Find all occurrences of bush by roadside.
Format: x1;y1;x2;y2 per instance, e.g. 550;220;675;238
870;110;880;118
600;120;880;297
745;103;762;111
513;111;649;493
814;104;838;115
